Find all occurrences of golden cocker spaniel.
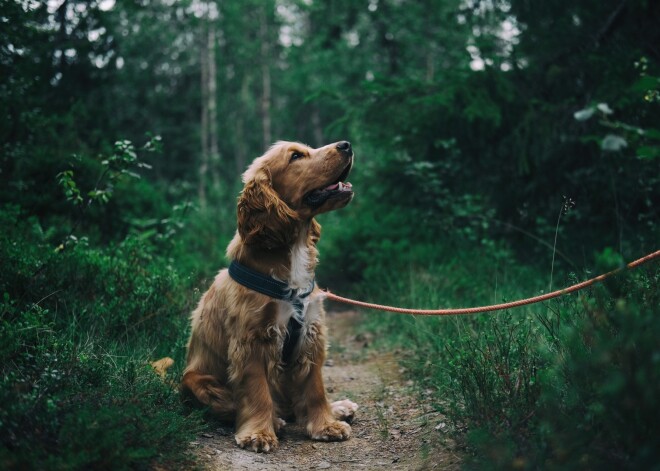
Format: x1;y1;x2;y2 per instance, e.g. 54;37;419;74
182;141;358;452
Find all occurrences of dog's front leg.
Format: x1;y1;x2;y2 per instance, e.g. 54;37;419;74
292;322;352;441
233;347;279;453
303;364;352;441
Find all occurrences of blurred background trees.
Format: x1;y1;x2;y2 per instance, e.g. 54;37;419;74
3;0;657;260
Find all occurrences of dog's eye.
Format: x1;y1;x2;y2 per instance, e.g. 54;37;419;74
290;151;304;162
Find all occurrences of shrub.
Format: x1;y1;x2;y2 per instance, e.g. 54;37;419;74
530;268;660;470
0;295;203;470
0;137;216;469
360;249;659;470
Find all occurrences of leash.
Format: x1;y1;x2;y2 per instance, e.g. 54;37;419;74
323;249;660;316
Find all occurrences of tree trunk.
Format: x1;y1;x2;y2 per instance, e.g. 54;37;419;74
56;0;68;71
199;14;209;209
235;73;250;175
425;45;435;82
208;21;221;192
260;6;272;149
311;107;324;147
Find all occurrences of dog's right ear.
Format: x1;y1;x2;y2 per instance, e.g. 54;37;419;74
237;168;298;248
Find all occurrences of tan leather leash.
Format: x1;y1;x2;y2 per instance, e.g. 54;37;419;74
323;249;660;316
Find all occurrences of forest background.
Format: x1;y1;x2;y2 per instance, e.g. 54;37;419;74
1;0;659;469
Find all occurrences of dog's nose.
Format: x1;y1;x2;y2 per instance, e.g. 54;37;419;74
336;141;352;155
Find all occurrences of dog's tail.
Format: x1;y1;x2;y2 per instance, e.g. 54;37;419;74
151;356;175;379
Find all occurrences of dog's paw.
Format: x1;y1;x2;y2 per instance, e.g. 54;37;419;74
330;399;359;424
235;430;278;453
274;417;286;433
309;420;351;441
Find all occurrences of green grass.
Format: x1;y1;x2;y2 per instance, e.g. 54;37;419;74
354;244;660;470
0;205;208;470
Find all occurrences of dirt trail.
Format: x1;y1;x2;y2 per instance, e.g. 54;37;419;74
192;310;461;470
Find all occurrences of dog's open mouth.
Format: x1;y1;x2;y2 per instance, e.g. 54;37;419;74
304;162;353;208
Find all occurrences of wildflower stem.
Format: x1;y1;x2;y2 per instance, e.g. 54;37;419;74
549;204;563;292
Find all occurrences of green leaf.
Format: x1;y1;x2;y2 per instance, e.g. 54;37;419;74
644;128;660;140
636;146;660;159
121;170;141;179
574;107;595;121
631;75;660;93
601;134;627;152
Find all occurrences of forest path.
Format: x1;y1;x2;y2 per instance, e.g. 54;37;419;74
192;310;461;470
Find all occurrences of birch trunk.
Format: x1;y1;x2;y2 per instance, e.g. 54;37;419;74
208;22;220;192
260;6;272;149
199;17;209;209
235;73;250;175
311;107;324;147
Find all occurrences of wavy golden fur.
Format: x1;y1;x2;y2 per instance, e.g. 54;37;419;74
182;141;358;452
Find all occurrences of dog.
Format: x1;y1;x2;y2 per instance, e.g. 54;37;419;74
182;140;359;453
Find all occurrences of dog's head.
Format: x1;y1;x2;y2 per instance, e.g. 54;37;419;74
238;141;354;247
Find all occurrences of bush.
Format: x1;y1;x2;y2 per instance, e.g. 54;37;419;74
360;248;659;470
0;136;221;469
0;205;188;342
0;296;202;470
531;268;660;470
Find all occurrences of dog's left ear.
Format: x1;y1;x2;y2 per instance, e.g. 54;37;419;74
310;218;321;245
238;168;298;248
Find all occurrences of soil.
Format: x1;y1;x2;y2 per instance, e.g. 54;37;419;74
191;310;461;470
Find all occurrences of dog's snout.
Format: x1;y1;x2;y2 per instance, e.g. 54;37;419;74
336;141;352;155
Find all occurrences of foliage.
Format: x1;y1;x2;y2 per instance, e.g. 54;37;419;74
0;291;202;470
531;269;660;470
360;248;659;470
2;0;659;468
63;138;156;204
0;142;213;468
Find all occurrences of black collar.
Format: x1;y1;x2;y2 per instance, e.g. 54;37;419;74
228;260;315;302
228;260;315;364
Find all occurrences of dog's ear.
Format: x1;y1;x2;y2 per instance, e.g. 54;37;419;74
310;218;321;245
238;169;298;248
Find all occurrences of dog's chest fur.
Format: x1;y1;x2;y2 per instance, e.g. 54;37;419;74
275;231;318;328
288;226;314;290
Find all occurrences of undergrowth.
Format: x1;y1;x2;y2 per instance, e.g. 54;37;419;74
356;245;659;470
0;206;207;470
0;139;236;470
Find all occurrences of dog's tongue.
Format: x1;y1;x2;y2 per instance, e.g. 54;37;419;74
324;182;352;191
